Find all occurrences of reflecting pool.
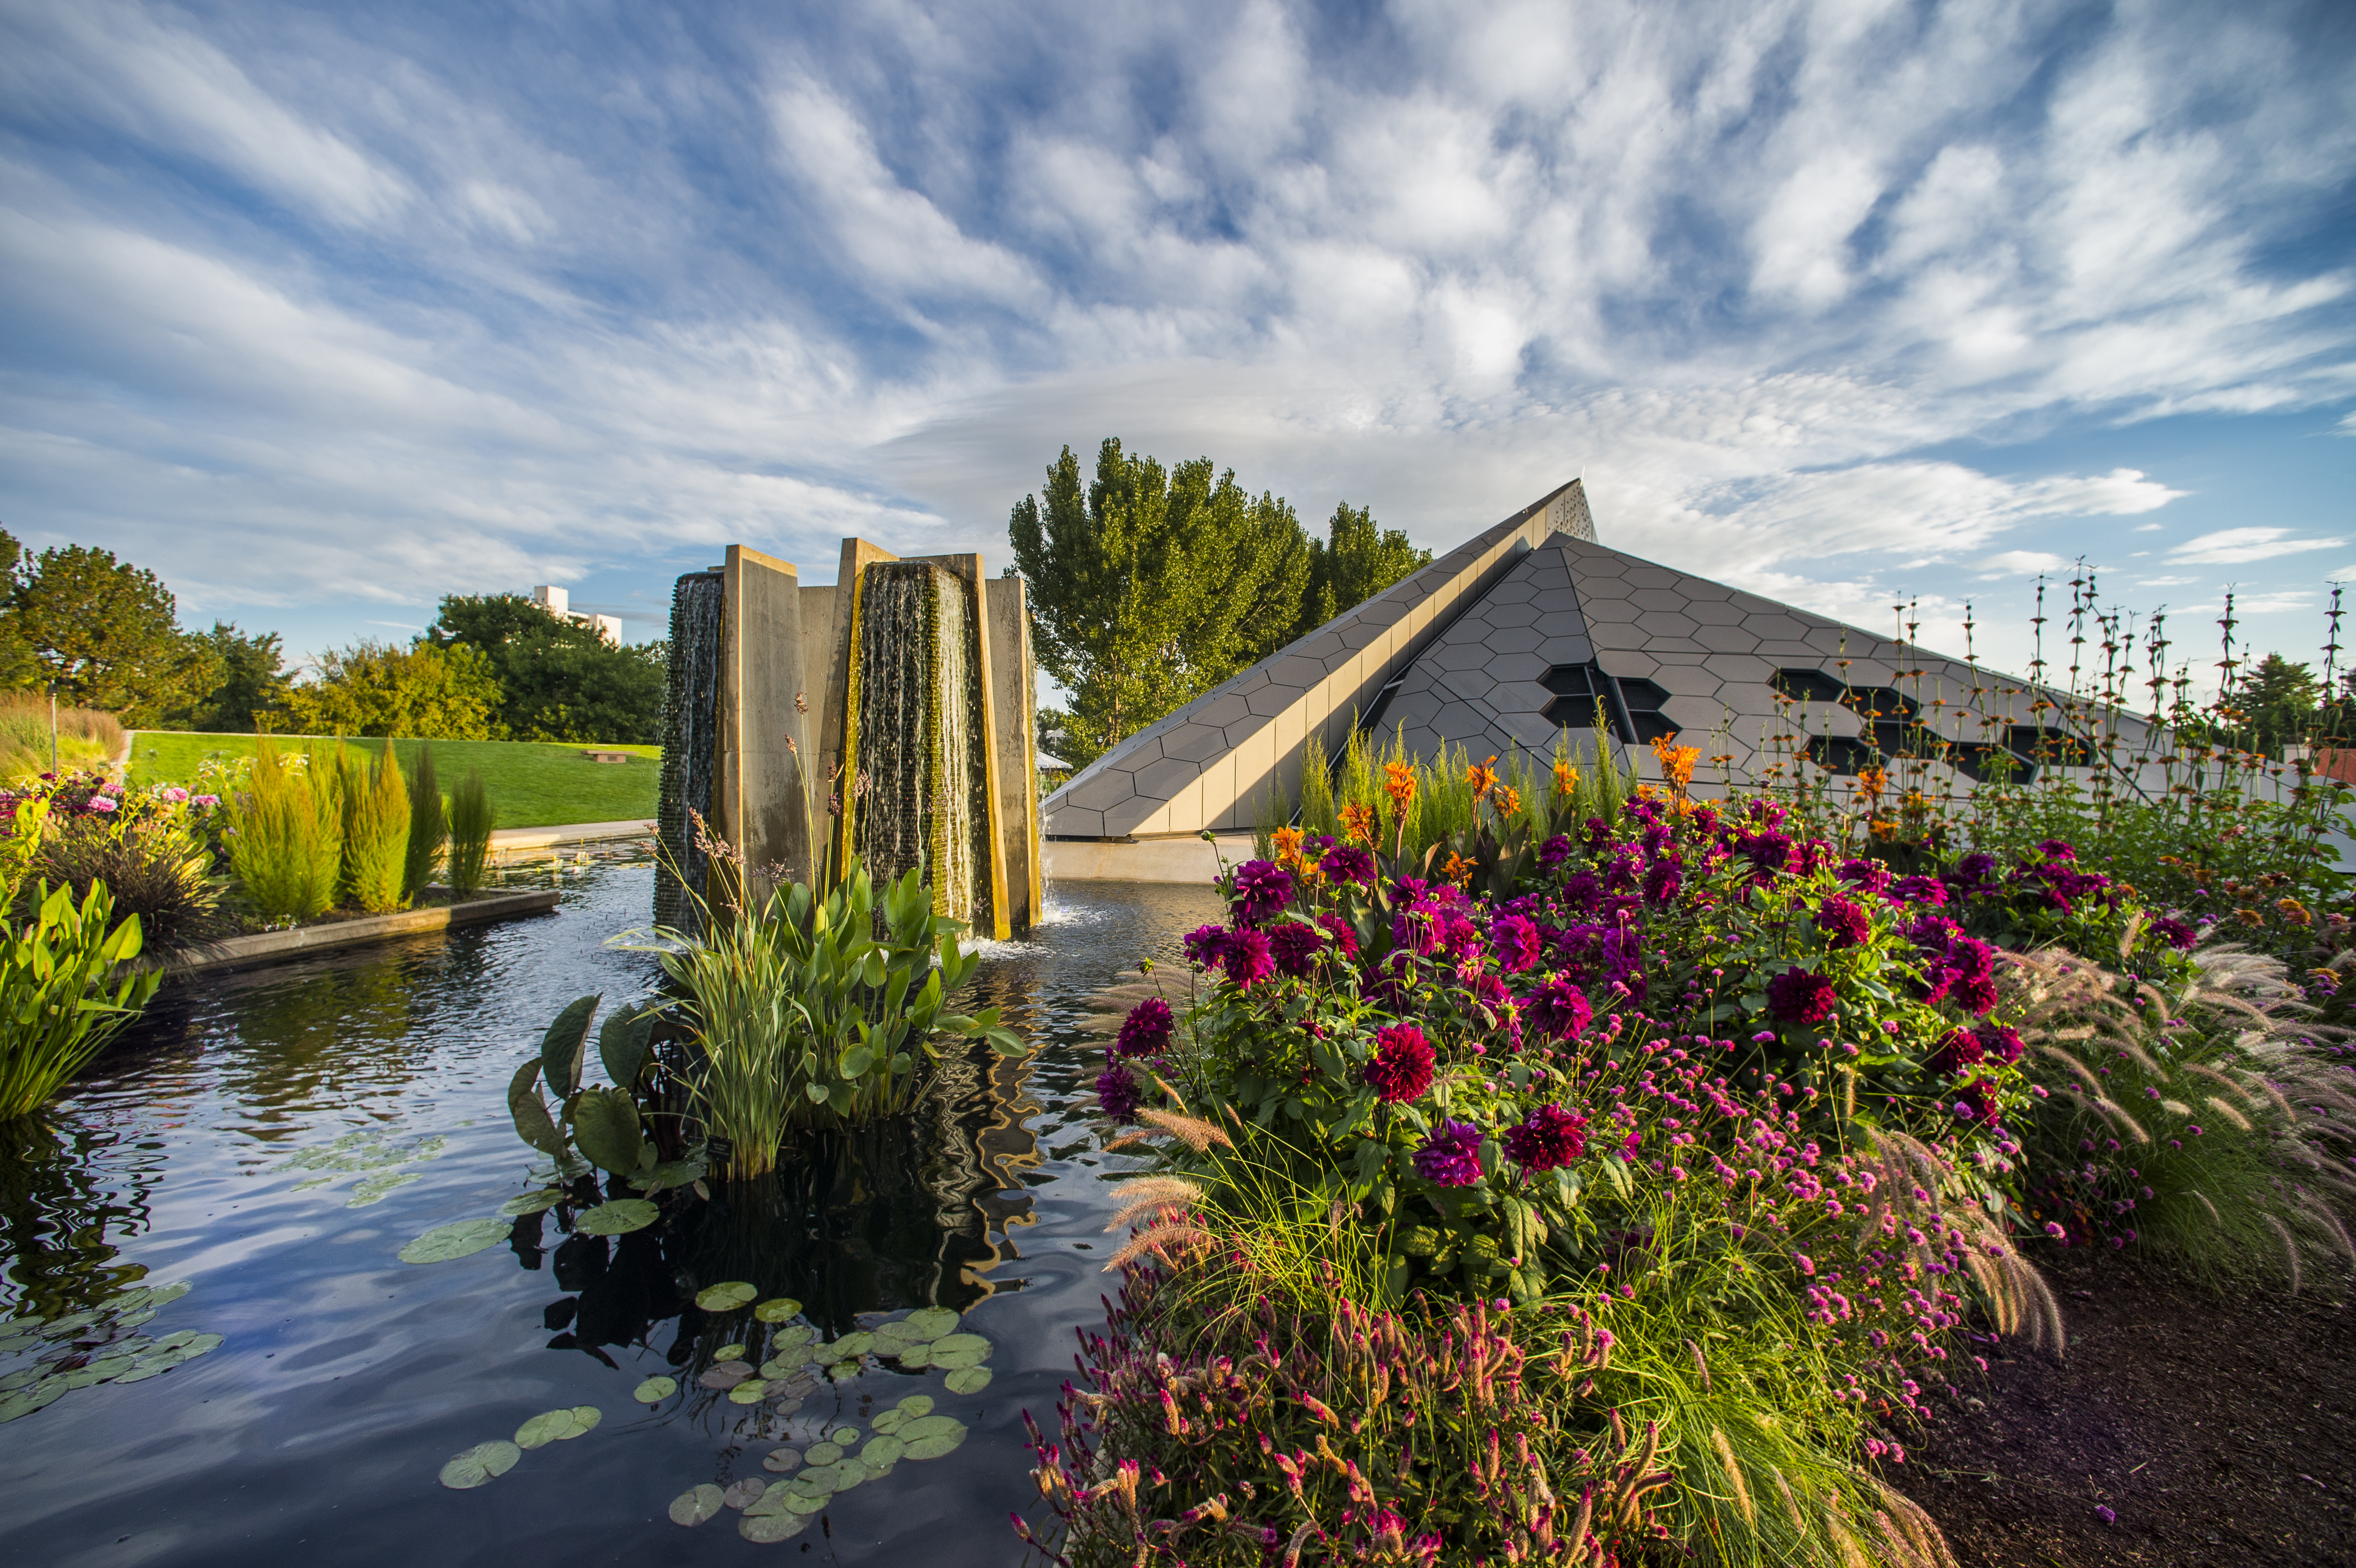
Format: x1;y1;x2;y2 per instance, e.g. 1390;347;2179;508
0;855;1221;1566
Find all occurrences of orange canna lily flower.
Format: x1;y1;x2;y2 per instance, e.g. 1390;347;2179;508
1466;756;1499;801
1340;800;1378;847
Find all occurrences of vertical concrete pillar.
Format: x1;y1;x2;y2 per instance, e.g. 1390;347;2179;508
912;553;1011;940
983;574;1042;933
818;540;898;886
719;545;812;894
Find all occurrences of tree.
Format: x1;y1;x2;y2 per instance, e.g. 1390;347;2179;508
1009;440;1311;769
425;594;665;744
165;623;291;732
2219;652;2321;757
280;641;505;739
1296;502;1431;641
3;540;214;724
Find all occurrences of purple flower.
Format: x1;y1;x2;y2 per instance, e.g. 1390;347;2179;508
2152;916;2197;950
1890;875;1948;907
1953;852;1999;888
1232;859;1295;924
1095;1063;1143;1123
1439;914;1484;959
1316;912;1360;959
1503;1103;1587;1171
1815;896;1872;949
1364;1023;1435;1103
1538;833;1572;867
1976;1023;2025;1065
1838;858;1894;896
1766;967;1838;1026
1523;974;1594;1041
1413;1119;1484;1187
1927;1026;1984;1077
1269;921;1323;978
1736;830;1793;873
1954;973;1999;1015
1319;843;1376;885
1182;923;1231;968
2036;839;2077;862
1223;927;1276;988
1642;857;1682;905
1561;871;1602;915
1491;913;1541;973
1115;997;1175;1059
86;796;119;814
1952;1076;2000;1125
1392;902;1444;957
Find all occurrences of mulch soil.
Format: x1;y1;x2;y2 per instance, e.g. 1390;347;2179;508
1901;1246;2356;1566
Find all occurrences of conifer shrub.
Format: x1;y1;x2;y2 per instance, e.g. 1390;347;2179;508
445;769;494;895
338;739;411;913
227;737;340;922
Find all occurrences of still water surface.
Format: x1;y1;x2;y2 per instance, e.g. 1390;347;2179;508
0;857;1218;1567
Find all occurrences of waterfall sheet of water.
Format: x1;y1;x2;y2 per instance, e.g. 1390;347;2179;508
654;570;723;934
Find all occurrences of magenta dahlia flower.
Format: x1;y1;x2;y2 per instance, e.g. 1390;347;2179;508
1268;921;1323;978
1115;996;1175;1059
1503;1103;1587;1171
1766;967;1838;1026
1412;1119;1484;1187
1363;1023;1435;1103
1223;927;1276;988
1232;859;1295;924
1095;1063;1143;1123
1814;896;1872;949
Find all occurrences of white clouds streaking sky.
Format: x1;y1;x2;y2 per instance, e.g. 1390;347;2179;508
1;0;2352;690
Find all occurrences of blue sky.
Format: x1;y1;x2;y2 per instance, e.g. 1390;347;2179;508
2;0;2352;698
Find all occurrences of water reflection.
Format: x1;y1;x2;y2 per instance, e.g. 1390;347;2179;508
0;1116;158;1317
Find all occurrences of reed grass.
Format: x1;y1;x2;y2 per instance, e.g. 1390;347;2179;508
228;735;341;921
0;692;122;781
339;738;411;913
445;769;494;895
402;742;447;899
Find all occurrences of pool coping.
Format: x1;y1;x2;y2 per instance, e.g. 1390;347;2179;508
142;889;564;977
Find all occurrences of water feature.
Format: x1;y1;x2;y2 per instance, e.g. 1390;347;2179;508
655;571;724;935
0;852;1220;1565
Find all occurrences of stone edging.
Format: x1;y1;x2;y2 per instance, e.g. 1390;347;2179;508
142;889;563;977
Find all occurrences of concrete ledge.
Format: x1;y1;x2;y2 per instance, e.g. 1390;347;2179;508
487;820;656;859
1043;835;1252;884
145;889;563;976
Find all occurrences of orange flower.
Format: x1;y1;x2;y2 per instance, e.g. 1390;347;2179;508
1552;759;1580;798
1494;785;1522;819
1273;825;1305;870
1649;733;1698;795
2277;896;2313;927
1340;800;1378;847
1384;761;1418;813
1441;850;1474;888
1856;766;1887;804
1466;755;1499;801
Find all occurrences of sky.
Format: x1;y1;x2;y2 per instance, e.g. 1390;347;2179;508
1;0;2352;701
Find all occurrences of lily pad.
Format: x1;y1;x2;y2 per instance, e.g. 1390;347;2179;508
439;1440;522;1489
669;1483;725;1526
399;1217;510;1264
38;1311;97;1340
713;1344;746;1362
742;1482;798;1520
694;1281;758;1313
742;1506;808;1541
869;1411;903;1435
901;1307;960;1340
770;1325;816;1351
898;1394;935;1418
700;1363;753;1391
628;1158;707;1194
142;1282;192;1309
768;1394;803;1417
633;1376;677;1403
722;1477;768;1510
574;1199;657;1236
804;1441;843;1466
829;1332;876;1359
752;1297;804;1323
782;1491;830;1515
728;1380;769;1405
347;1171;421;1207
789;1468;838;1499
859;1434;905;1467
757;1358;800;1380
825;1362;861;1383
928;1348;985;1371
762;1446;803;1473
944;1365;993;1395
832;1456;871;1488
0;1382;65;1422
931;1333;991;1358
499;1188;567;1216
903;1423;968;1461
829;1425;859;1443
516;1408;578;1448
563;1405;600;1436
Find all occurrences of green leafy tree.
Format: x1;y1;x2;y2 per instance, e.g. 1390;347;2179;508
1009;440;1312;768
1296;502;1432;641
280;641;505;739
164;623;290;732
3;540;214;724
2208;653;2321;757
425;594;665;744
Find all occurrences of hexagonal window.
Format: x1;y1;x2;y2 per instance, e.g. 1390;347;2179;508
1539;663;1677;742
2003;726;2093;766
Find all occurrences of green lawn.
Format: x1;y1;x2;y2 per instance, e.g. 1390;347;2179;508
126;733;662;830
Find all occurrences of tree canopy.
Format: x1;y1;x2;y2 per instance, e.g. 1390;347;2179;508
1009;442;1428;769
1;535;217;725
425;594;666;744
280;640;505;739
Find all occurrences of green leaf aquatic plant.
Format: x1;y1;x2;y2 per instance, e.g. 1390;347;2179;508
0;1279;216;1424
0;877;163;1118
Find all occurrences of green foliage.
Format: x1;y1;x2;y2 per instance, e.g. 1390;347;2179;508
1295;500;1432;642
0;880;163;1118
0;541;215;725
163;622;290;732
425;594;665;744
503;995;679;1185
27;784;219;947
445;769;495;895
402;743;447;899
1009;440;1311;767
338;739;412;913
281;640;506;740
228;736;342;921
0;797;51;908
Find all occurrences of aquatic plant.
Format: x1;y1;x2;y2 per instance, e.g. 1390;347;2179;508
228;735;341;921
503;994;685;1188
0;879;162;1118
0;1277;218;1424
445;767;494;895
338;738;412;913
402;741;448;900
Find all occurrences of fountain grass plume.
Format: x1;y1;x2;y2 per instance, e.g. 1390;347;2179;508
338;739;411;913
402;742;447;900
445;768;494;895
228;735;341;921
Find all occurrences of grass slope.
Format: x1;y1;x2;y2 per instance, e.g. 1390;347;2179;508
126;733;661;830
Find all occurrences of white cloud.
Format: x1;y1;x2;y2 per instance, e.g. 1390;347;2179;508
2167;528;2346;565
1980;550;2071;576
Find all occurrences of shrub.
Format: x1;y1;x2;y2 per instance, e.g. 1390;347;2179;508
0;879;162;1118
280;638;505;740
445;769;494;895
0;691;122;780
403;743;447;899
8;773;223;947
229;737;341;921
338;739;411;913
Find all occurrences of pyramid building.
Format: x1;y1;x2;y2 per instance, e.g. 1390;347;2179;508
1043;480;2159;842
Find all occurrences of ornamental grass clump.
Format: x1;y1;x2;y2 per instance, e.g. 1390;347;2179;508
338;739;411;913
402;742;447;900
228;736;341;922
444;768;494;895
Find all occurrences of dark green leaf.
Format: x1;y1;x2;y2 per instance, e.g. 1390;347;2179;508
541;995;599;1098
597;1006;655;1089
571;1087;646;1178
508;1060;563;1157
